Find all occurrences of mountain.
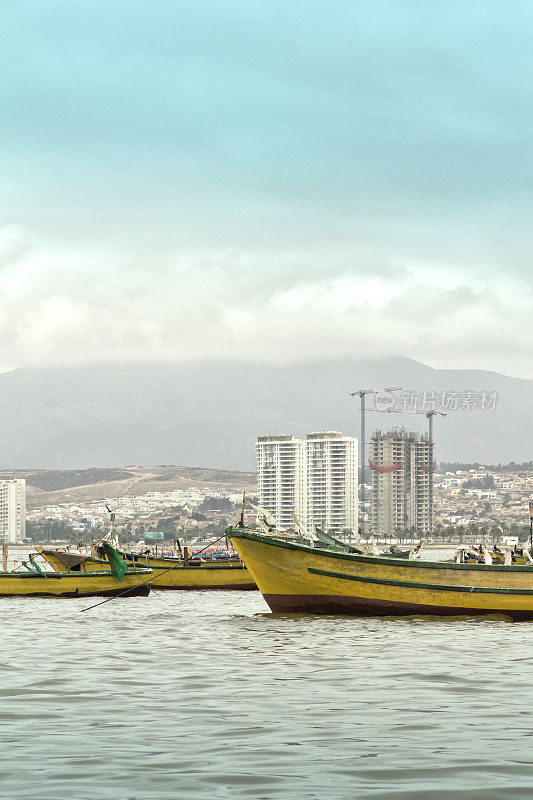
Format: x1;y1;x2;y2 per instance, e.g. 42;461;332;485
0;357;530;470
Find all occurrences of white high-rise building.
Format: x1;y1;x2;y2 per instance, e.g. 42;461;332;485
306;432;358;533
256;435;307;529
256;432;358;534
0;479;26;543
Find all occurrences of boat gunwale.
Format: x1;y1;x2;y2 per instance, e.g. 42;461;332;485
227;527;533;573
39;550;246;571
0;568;153;579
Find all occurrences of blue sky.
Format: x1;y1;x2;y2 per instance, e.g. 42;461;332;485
2;1;533;374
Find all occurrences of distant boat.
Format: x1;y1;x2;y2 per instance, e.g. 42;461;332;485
226;525;533;620
459;545;528;565
1;543;152;598
36;546;257;590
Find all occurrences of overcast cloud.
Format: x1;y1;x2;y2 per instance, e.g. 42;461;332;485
2;1;533;376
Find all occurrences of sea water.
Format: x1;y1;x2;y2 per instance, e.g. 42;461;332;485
1;552;533;799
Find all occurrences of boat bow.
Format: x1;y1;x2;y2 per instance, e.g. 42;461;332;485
227;526;533;619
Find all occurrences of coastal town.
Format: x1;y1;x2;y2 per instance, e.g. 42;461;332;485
26;486;248;545
5;459;531;547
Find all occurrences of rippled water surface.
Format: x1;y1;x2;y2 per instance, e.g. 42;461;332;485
2;552;533;799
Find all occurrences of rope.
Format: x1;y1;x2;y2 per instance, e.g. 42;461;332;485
80;533;230;613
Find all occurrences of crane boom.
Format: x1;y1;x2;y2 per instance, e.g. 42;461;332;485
350;387;402;537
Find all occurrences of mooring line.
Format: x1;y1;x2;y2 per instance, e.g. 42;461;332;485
80;533;231;612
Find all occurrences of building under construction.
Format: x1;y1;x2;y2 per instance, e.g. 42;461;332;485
370;427;433;536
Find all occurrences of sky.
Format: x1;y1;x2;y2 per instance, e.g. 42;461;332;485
2;0;533;376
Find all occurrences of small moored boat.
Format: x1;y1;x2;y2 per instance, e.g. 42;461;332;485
227;525;533;620
35;545;257;591
1;543;152;598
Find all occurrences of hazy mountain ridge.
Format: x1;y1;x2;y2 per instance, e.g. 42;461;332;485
0;357;530;470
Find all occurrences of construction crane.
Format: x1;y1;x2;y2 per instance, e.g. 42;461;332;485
383;408;447;534
350;387;402;537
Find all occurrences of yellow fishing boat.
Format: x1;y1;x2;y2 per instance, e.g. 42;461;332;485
35;547;257;590
227;526;533;620
0;544;152;598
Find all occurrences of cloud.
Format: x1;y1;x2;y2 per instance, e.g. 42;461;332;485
2;2;533;377
0;225;32;271
1;228;533;378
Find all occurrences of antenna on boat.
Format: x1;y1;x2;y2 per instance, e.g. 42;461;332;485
292;512;306;537
104;504;119;548
239;491;246;527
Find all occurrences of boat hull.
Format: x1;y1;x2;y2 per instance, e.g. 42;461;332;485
261;593;533;620
0;570;151;598
228;528;533;620
36;549;257;590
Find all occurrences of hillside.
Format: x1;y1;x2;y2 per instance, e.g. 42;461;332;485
0;465;257;509
0;357;530;469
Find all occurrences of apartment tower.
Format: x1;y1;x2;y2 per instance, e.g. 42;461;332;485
0;479;26;544
369;428;432;536
256;432;358;534
256;435;307;529
305;432;358;533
